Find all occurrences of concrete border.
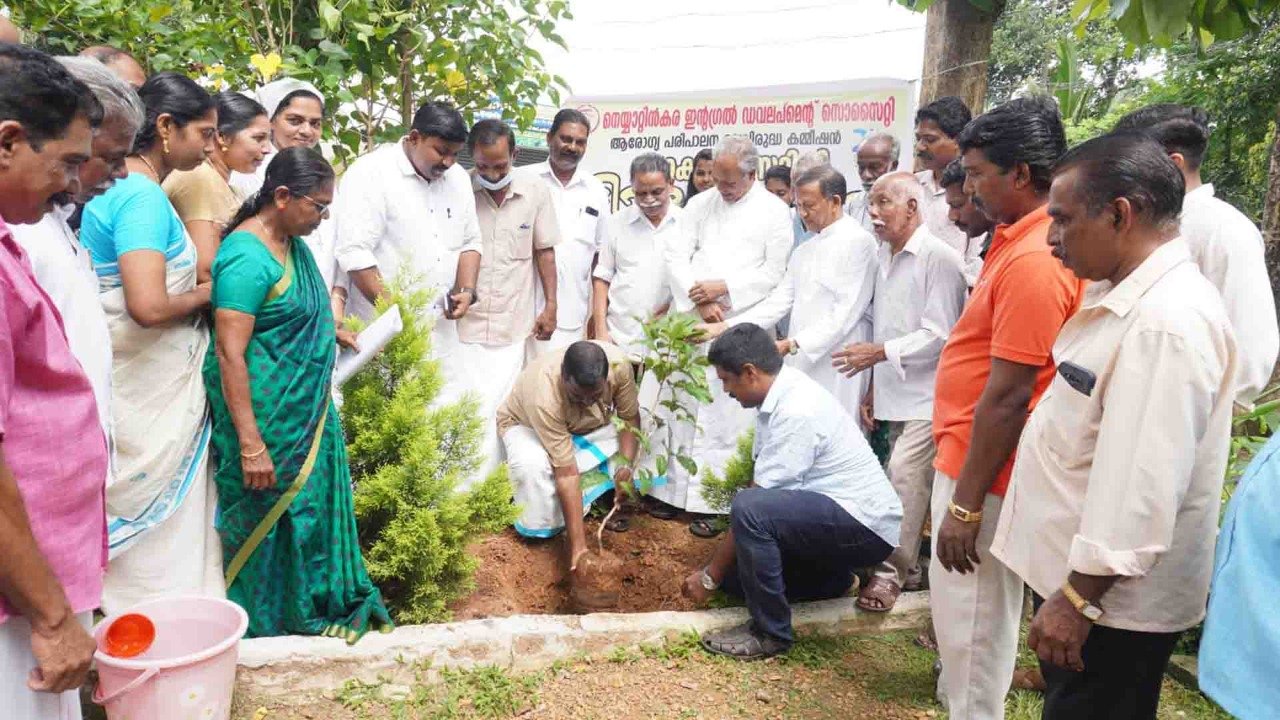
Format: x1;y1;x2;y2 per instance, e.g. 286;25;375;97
237;592;930;699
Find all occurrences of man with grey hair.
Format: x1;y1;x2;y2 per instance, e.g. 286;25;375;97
700;165;878;413
590;152;684;361
11;56;144;449
833;171;968;614
658;135;792;534
788;150;830;248
846;131;900;233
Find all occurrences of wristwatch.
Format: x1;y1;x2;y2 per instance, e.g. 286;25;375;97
787;339;800;356
455;286;478;304
1061;582;1104;622
699;567;719;591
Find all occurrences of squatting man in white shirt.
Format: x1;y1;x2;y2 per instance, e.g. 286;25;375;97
832;171;967;614
990;133;1236;717
680;324;901;660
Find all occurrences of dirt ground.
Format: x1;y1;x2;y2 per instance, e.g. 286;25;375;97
451;510;720;618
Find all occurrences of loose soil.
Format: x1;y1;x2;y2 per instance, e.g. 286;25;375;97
452;511;719;618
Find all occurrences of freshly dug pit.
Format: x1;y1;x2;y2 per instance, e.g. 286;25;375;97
451;512;720;618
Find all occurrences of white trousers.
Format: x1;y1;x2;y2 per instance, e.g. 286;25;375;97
929;470;1022;720
524;327;584;364
0;612;92;720
503;424;619;537
874;420;937;586
433;332;525;489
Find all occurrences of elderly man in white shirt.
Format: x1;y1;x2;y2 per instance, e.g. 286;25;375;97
992;134;1236;718
832;172;968;613
656;136;794;532
701;165;877;412
845;131;900;234
590;152;682;361
526;109;612;358
332;100;483;409
11;56;143;452
680;323;901;659
1115;103;1278;409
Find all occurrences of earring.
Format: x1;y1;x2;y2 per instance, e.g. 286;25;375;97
220;142;229;153
162;135;170;155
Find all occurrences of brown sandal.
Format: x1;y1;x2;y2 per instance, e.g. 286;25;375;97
855;576;901;613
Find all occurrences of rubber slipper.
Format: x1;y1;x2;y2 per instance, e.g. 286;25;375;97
646;501;679;520
689;518;723;538
604;514;631;533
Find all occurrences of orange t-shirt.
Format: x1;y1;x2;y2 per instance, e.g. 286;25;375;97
932;205;1086;497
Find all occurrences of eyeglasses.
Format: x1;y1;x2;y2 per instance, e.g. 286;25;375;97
297;193;331;215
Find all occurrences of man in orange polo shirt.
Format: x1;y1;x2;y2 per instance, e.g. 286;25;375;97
928;96;1086;719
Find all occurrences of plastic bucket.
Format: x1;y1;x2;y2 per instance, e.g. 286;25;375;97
93;596;248;720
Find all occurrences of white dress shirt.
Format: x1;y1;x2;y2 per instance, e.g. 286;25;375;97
844;187;875;234
755;366;902;546
11;207;115;468
872;224;968;422
1180;183;1278;408
917;169;984;285
593;204;683;359
525;161;611;333
992;239;1237;633
731;216;876;410
667;183;793;316
332;143;482;321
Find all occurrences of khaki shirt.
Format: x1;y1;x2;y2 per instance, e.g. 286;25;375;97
459;171;560;346
991;239;1237;633
496;341;638;468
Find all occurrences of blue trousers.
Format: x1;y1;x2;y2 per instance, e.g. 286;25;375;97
722;487;893;644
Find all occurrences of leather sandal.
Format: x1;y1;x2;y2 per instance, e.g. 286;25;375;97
855;576;901;613
700;623;790;660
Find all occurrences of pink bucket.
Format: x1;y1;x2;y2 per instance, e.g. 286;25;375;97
93;596;248;720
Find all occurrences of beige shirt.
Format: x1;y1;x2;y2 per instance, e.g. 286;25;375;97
164;160;242;228
460;172;561;346
991;239;1237;633
496;341;639;468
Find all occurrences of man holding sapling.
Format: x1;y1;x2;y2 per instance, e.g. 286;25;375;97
497;340;641;604
681;324;901;659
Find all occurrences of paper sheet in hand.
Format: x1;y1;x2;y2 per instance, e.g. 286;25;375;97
334;305;403;386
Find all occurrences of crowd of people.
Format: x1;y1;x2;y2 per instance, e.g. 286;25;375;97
1;21;1278;720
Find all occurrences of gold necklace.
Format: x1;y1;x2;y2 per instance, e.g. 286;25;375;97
135;154;160;181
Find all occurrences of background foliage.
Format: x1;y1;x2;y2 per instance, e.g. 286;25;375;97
12;0;571;163
342;285;516;624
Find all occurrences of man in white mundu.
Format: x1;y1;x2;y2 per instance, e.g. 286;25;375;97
332;101;482;411
525;108;612;358
699;165;877;411
655;136;793;529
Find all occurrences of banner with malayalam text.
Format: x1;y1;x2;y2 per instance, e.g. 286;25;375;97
571;78;918;213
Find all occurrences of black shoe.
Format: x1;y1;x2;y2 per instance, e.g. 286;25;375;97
700;623;791;660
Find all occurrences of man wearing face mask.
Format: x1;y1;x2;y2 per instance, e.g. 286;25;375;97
498;340;641;605
699;165;877;414
332;101;483;418
590;152;683;361
11;57;144;460
845;131;900;233
460;119;561;483
525;109;613;359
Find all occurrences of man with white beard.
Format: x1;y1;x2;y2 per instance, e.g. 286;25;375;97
699;165;877;413
657;136;793;536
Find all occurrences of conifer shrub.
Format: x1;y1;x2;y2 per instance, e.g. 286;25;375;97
699;429;755;514
341;283;517;624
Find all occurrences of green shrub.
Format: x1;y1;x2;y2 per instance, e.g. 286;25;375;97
699;429;755;514
341;282;517;624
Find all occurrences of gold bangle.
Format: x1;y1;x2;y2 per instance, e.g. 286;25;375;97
948;500;983;523
240;444;267;459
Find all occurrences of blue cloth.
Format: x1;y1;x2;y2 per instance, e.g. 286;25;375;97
1199;432;1280;720
81;173;192;289
790;209;813;249
722;487;892;643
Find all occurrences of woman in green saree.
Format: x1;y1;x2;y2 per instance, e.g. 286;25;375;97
203;147;392;642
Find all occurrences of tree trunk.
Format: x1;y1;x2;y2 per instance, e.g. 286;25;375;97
919;0;1006;111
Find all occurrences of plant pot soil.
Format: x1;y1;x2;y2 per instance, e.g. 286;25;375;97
451;512;719;618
